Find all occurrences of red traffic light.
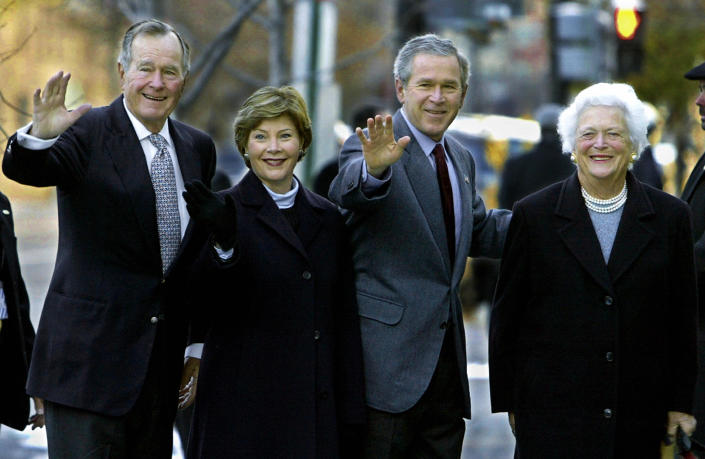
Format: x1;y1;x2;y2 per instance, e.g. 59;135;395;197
614;7;641;40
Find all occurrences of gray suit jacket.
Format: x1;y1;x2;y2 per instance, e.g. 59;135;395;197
329;110;511;417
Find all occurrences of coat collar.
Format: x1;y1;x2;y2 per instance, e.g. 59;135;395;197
555;171;655;291
235;170;323;259
682;151;705;202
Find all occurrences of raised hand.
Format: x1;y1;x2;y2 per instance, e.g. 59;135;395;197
30;71;91;139
183;180;238;250
358;114;410;178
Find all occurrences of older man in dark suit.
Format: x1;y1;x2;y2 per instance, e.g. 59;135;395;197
681;61;705;449
0;191;43;432
329;34;511;458
2;19;215;457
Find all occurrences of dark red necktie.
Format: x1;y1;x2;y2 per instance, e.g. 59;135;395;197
432;143;455;264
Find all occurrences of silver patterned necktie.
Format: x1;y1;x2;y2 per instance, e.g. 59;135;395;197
148;133;181;273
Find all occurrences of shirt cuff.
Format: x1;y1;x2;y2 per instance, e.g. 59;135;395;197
0;286;7;320
16;122;59;150
214;244;234;260
185;343;203;359
361;159;391;195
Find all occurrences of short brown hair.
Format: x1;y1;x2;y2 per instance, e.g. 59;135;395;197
233;86;313;167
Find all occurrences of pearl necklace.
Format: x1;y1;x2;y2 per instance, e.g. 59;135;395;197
581;182;627;213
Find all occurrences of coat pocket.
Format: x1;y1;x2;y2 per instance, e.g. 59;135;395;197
357;291;405;325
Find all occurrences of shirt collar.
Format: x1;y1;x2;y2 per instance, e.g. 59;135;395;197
263;177;299;209
122;97;173;147
400;107;446;158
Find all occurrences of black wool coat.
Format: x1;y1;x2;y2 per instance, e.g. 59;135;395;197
680;151;705;445
187;171;366;459
489;172;697;458
0;192;35;430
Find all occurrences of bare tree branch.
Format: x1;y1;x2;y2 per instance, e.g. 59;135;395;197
222;64;267;88
0;25;36;64
333;32;395;72
0;122;9;141
116;0;155;22
0;0;14;21
178;0;264;115
188;0;262;73
249;12;269;28
267;0;285;86
0;90;30;117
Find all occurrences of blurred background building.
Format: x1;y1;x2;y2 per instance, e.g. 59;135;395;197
0;0;704;194
1;0;705;456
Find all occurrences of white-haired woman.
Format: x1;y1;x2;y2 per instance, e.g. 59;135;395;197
489;82;697;457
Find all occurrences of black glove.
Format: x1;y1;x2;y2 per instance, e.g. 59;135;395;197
183;180;237;250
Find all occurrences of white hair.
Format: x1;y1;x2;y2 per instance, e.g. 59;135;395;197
557;82;649;158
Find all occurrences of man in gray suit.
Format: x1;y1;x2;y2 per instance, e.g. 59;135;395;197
329;34;511;458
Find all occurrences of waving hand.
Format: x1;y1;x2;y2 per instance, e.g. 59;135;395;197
359;114;410;178
30;71;91;139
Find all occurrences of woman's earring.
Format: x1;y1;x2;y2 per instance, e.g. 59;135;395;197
631;153;637;161
243;153;249;159
570;154;576;162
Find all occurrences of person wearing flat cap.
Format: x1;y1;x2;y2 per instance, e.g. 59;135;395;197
681;60;705;447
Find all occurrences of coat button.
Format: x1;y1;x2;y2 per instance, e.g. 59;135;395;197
302;271;312;280
605;351;614;362
603;408;612;419
150;316;158;324
604;296;613;306
313;330;321;340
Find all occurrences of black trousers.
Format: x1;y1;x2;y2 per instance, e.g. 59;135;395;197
362;329;466;459
45;323;180;459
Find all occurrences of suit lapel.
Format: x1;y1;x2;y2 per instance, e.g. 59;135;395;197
170;120;200;187
556;173;613;292
445;136;473;280
395;111;451;275
607;172;655;284
238;171;310;260
169;120;200;254
682;151;705;202
103;96;161;266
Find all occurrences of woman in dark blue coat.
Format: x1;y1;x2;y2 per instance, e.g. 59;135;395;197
183;86;365;458
489;83;698;458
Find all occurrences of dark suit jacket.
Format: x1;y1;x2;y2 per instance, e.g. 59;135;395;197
329;110;511;417
680;152;705;444
2;96;216;416
490;172;697;457
0;192;35;430
188;171;365;459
